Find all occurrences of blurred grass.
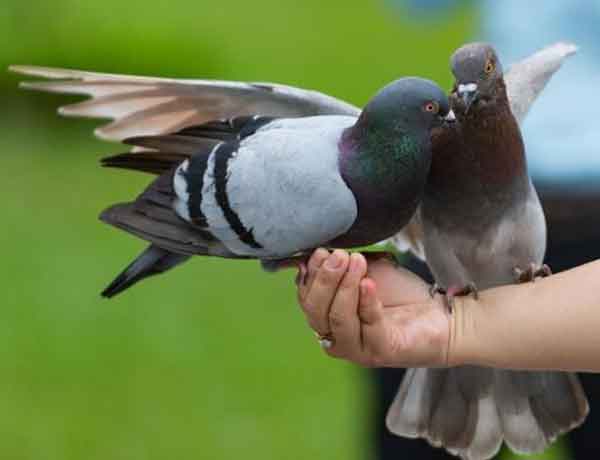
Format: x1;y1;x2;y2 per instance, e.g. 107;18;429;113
1;0;475;99
0;1;568;460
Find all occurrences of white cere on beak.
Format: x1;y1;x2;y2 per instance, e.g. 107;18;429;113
445;110;456;122
458;83;478;94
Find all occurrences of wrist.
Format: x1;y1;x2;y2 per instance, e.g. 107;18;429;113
446;293;482;367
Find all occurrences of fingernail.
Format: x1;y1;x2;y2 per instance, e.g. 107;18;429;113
324;252;343;270
349;253;362;272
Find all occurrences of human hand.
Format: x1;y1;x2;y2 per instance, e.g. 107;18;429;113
296;249;452;368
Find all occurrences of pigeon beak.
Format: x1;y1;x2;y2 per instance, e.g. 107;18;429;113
443;110;456;124
457;82;479;111
435;110;454;128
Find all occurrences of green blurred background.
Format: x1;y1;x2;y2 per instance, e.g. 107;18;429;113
1;1;562;459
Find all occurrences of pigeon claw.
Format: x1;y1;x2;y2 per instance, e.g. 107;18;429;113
513;263;552;283
429;283;446;298
361;251;398;265
430;283;478;314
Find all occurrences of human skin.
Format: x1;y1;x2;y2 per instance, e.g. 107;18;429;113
296;249;600;373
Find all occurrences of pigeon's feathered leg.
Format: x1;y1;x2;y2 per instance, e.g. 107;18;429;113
429;283;479;313
261;250;398;273
260;256;309;272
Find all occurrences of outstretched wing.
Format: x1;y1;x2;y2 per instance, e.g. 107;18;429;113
505;41;577;124
9;65;360;142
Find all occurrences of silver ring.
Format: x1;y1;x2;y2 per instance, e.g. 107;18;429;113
315;332;334;349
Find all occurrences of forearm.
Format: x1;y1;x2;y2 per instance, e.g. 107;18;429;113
451;259;600;372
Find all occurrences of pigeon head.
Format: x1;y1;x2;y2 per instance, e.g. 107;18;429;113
341;77;451;190
450;42;504;113
360;77;452;133
341;77;451;181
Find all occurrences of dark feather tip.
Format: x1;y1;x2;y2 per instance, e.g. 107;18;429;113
101;272;131;298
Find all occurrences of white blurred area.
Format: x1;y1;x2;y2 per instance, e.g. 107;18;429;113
484;0;600;183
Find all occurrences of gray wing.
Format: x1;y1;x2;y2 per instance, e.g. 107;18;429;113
505;41;577;124
193;117;359;258
390;42;577;260
9;65;360;142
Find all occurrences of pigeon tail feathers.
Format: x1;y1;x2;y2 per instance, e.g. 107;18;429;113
387;367;588;460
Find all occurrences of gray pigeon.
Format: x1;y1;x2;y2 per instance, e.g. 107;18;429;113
30;77;451;296
385;43;587;460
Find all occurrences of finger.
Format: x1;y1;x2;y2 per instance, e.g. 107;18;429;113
306;248;331;289
326;253;368;359
358;278;389;360
302;249;350;335
298;248;330;301
359;279;385;325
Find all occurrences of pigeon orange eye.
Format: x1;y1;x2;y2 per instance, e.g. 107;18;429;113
485;60;495;74
423;101;439;113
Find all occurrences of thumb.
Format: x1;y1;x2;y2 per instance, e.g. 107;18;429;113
358;278;384;325
358;278;389;361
